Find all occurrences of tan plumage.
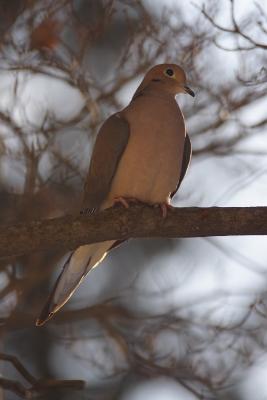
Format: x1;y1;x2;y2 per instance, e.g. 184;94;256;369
36;64;194;326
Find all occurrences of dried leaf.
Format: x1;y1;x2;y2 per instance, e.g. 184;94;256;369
30;18;61;51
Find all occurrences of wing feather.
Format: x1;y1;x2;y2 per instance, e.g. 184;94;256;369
81;113;130;213
171;133;192;198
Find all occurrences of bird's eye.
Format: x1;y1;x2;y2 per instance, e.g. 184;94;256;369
165;68;174;77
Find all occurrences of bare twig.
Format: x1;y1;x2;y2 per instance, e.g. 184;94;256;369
199;1;267;50
0;352;85;398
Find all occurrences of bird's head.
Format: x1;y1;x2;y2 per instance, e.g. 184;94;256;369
137;63;195;97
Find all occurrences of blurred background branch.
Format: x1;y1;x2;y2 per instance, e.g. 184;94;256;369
0;352;84;399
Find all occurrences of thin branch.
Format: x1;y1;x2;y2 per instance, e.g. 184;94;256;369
0;205;267;259
0;353;36;385
199;1;267;50
0;352;84;399
0;378;31;399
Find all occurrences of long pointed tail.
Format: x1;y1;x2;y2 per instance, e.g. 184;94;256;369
36;240;114;326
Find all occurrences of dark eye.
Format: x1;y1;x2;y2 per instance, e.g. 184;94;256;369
165;68;174;77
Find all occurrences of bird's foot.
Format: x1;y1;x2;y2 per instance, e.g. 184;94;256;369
113;196;140;209
154;202;174;218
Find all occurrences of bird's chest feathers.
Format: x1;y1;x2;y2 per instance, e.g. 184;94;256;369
128;98;183;162
110;96;185;203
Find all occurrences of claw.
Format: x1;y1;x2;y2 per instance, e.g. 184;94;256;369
113;196;142;209
113;196;130;208
154;202;174;218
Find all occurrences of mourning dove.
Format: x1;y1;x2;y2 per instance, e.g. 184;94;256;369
36;64;194;326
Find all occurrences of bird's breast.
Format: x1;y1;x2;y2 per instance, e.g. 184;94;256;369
107;96;186;205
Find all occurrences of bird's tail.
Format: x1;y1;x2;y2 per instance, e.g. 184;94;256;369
36;240;114;326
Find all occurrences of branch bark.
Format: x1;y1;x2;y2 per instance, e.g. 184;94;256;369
1;205;267;259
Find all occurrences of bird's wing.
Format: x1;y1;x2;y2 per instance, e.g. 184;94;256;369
81;113;130;213
171;133;192;198
35;114;130;326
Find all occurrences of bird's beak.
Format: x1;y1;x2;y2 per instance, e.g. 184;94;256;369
184;85;195;97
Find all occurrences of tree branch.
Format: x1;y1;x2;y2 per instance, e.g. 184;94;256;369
0;352;85;399
0;205;267;259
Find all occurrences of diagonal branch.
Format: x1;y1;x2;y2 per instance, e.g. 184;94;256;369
0;352;85;399
0;353;36;385
0;205;267;259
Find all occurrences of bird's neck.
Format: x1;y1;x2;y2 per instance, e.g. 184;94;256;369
132;81;176;102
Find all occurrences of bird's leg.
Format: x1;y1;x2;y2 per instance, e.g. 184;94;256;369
113;196;141;208
154;202;175;218
113;197;174;217
113;196;130;208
